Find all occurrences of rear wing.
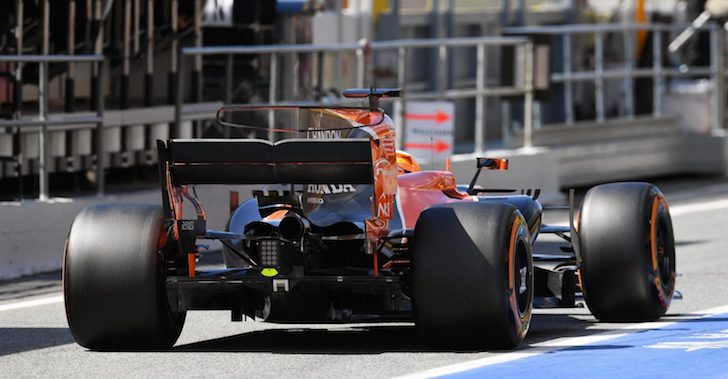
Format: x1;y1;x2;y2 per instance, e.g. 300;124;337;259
158;138;374;185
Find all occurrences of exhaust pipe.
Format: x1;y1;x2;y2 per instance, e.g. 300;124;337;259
278;213;310;241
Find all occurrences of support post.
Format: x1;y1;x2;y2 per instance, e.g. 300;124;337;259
38;0;50;201
595;30;605;122
133;0;140;53
268;52;278;142
144;0;154;106
13;0;24;199
438;43;447;100
396;46;407;148
224;54;233;138
475;43;486;153
122;0;131;109
192;0;202;103
652;29;663;117
66;0;76;112
523;41;534;149
168;0;178;104
356;40;367;88
173;48;184;140
95;59;105;196
562;34;573;125
710;25;725;131
622;24;635;118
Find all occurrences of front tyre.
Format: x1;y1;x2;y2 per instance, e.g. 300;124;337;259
63;204;185;350
413;203;533;349
579;182;676;321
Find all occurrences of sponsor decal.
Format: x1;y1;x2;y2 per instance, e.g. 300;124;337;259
180;220;195;231
306;184;357;195
305;128;342;139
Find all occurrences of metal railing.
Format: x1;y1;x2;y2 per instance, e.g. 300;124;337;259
178;35;536;152
0;54;104;201
504;23;726;130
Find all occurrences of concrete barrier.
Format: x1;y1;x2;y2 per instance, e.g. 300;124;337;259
0;185;251;281
449;147;563;204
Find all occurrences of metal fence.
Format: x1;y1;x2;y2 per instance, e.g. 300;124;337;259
178;35;536;152
504;23;725;130
0;54;104;201
4;23;728;201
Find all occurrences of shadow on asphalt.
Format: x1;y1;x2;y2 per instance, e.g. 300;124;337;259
0;327;75;356
171;313;627;354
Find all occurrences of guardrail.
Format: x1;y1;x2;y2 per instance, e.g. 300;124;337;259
178;35;536;152
0;54;104;201
504;23;725;130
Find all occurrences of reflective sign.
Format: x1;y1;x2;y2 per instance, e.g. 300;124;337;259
401;101;454;163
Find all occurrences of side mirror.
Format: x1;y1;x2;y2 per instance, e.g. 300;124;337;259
467;158;509;195
477;158;509;170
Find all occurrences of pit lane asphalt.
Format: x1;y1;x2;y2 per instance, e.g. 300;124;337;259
1;176;728;378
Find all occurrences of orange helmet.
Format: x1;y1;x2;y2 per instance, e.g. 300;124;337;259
396;150;421;173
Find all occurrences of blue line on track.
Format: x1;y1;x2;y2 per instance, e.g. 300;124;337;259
443;313;728;379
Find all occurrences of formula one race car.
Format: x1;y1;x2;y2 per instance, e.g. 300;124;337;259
63;88;676;350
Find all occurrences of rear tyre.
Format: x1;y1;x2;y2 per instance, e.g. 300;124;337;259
579;182;676;321
413;203;533;349
63;204;185;350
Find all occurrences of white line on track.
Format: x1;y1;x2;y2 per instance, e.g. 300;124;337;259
0;294;63;312
396;305;728;379
669;197;728;216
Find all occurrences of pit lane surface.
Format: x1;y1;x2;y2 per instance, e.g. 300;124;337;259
2;177;728;378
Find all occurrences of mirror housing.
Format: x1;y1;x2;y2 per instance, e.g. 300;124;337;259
477;157;509;170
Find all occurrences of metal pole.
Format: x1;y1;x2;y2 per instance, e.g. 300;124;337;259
438;43;447;100
173;50;184;139
595;30;605;122
225;54;233;104
168;0;178;104
122;0;131;109
268;53;278;141
95;59;105;196
356;0;364;41
523;41;534;149
652;29;663;117
93;0;104;194
475;43;486;153
13;0;24;199
224;53;233;139
623;25;635;118
144;0;154;106
562;34;573;125
396;46;407;148
710;25;725;131
192;0;202;137
66;0;76;112
65;0;77;175
92;0;103;111
335;1;343;87
356;40;366;88
133;0;140;53
315;51;323;100
193;0;202;102
38;0;50;201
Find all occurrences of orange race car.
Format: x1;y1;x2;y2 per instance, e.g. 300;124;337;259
62;88;677;350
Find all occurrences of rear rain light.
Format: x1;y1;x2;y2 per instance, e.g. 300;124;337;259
259;239;280;267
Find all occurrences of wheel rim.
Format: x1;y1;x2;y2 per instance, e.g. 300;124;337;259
507;216;532;340
514;239;530;315
650;196;675;306
655;209;674;294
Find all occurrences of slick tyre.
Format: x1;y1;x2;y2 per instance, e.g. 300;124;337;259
413;203;533;349
578;182;676;321
63;204;185;350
